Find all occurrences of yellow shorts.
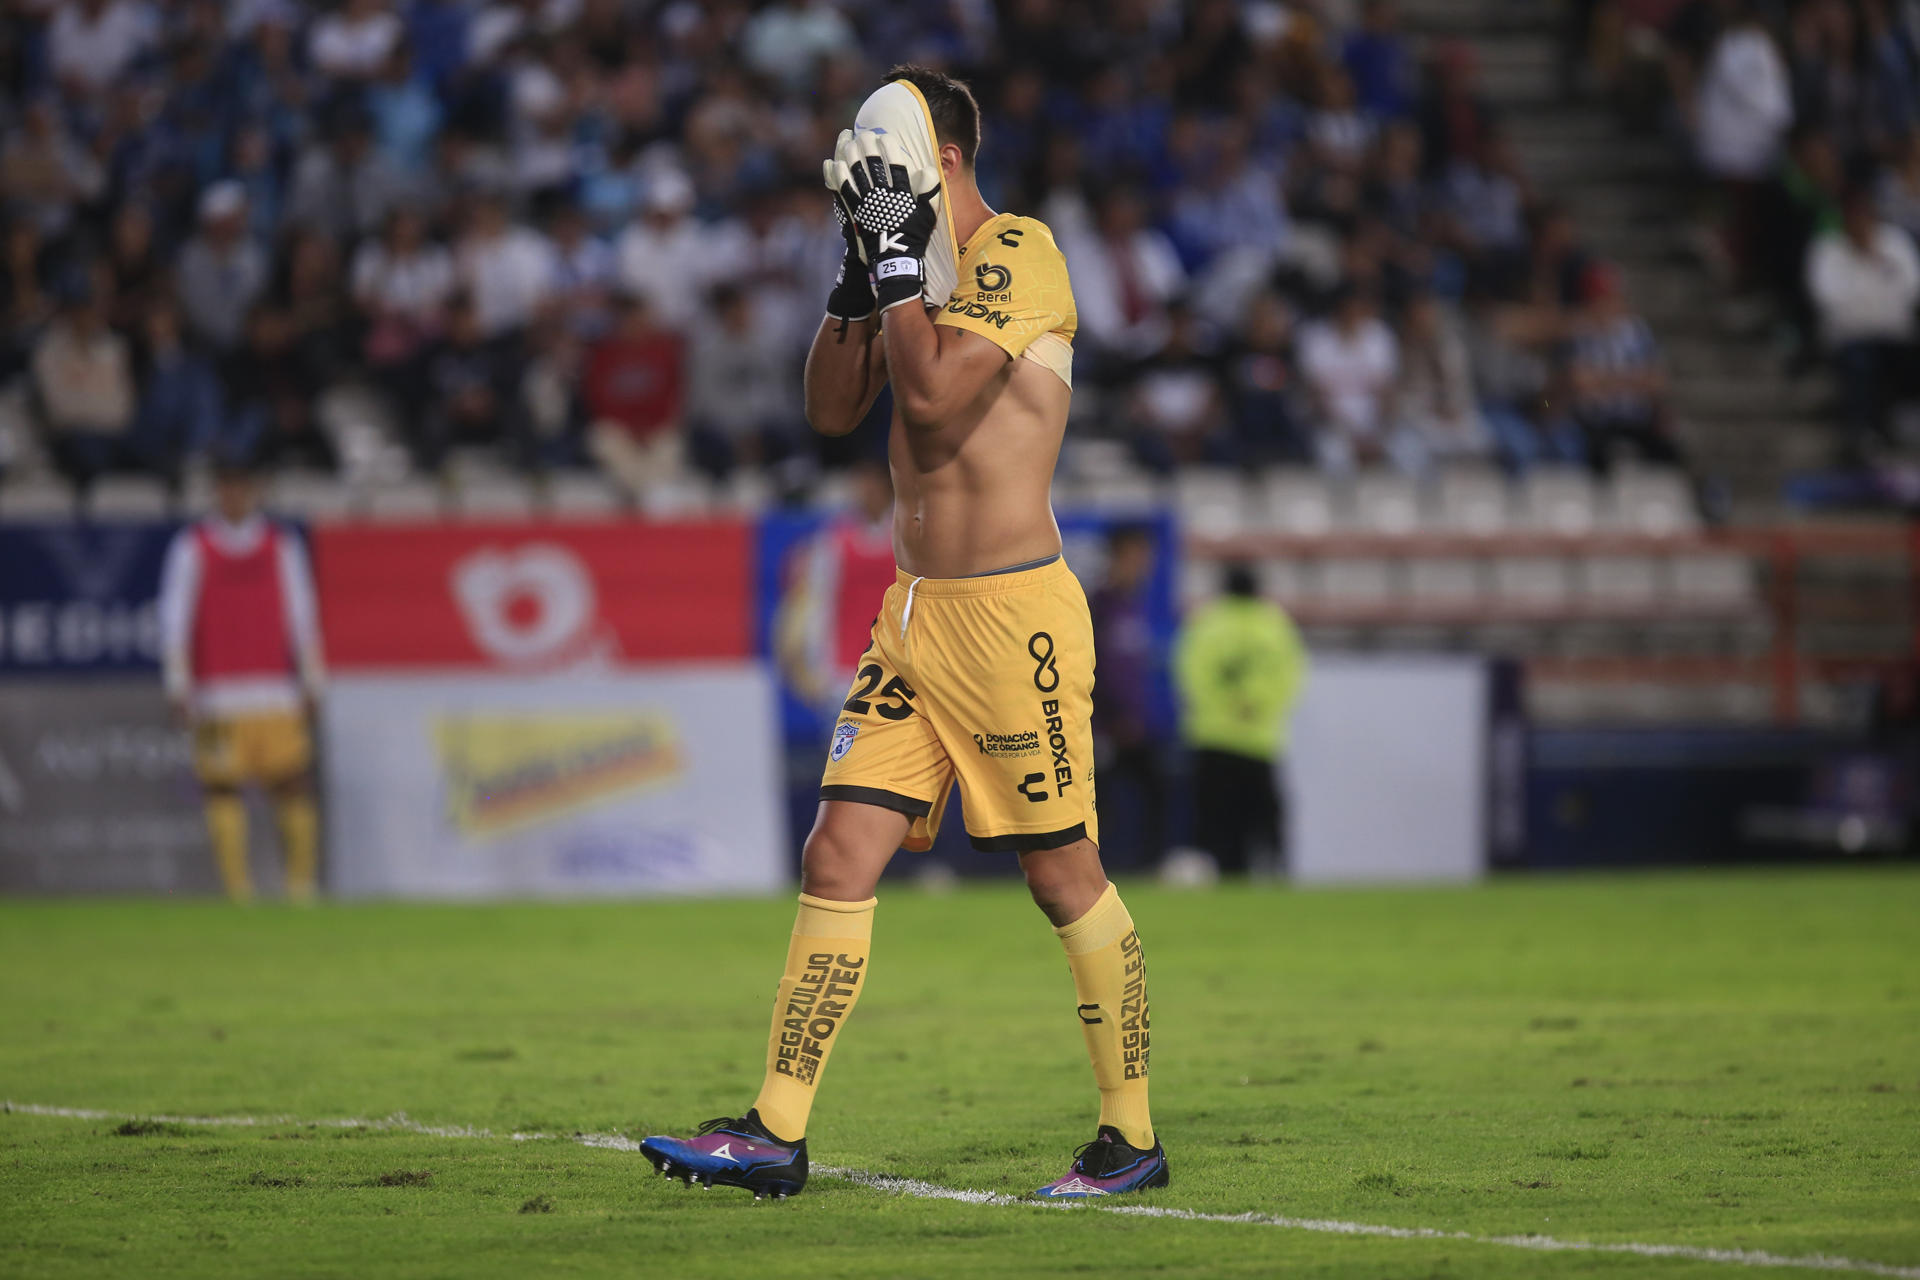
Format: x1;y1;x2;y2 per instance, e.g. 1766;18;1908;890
193;711;312;788
819;557;1098;853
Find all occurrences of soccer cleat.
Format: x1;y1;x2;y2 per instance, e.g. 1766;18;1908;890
1034;1125;1169;1199
638;1110;807;1200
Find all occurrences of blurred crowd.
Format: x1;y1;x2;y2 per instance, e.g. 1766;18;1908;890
0;0;1692;498
1576;0;1920;464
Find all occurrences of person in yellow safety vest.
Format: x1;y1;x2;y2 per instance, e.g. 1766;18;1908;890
1171;562;1309;876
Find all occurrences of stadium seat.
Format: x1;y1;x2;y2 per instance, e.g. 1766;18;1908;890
1350;474;1422;535
638;476;713;517
1406;558;1482;606
363;479;443;521
1517;468;1599;535
1433;467;1511;536
1491;556;1573;611
1173;468;1250;537
453;478;536;519
1082;471;1162;513
0;477;77;521
1255;469;1335;535
714;471;774;515
1259;558;1311;604
1316;557;1394;606
1609;467;1700;535
1669;552;1757;609
87;475;170;518
269;471;356;520
1579;555;1660;609
545;472;625;518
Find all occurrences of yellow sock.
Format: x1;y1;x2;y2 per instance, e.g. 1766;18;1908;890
750;893;876;1141
274;792;319;902
204;793;252;902
1054;884;1154;1149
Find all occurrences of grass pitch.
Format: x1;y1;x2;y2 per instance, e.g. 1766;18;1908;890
2;869;1917;1278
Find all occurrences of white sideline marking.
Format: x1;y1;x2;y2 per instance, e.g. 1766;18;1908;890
6;1101;1916;1278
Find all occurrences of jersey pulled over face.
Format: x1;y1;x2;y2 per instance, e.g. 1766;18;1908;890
935;213;1077;388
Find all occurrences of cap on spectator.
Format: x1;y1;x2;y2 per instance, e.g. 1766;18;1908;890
199;180;246;223
643;168;696;215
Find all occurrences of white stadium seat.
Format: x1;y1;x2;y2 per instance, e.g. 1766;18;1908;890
0;477;77;520
87;475;170;518
1434;467;1510;536
1173;468;1250;537
1610;467;1699;535
1255;469;1335;535
1350;474;1421;534
1518;467;1598;535
454;477;535;519
269;471;357;520
363;479;443;520
546;472;624;517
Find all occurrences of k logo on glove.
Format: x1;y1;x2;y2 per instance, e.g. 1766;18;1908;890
828;129;941;313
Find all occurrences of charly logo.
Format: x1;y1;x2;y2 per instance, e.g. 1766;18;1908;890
1029;632;1059;692
830;721;859;762
451;543;607;667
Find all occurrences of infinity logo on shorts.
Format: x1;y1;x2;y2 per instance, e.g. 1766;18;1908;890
1029;631;1059;693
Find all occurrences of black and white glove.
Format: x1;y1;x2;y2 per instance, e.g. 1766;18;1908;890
823;131;875;322
828;128;939;314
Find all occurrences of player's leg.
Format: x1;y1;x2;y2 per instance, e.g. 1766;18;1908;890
202;783;252;902
255;712;319;902
913;560;1165;1197
192;719;252;902
1024;838;1167;1198
638;801;905;1198
640;606;950;1198
750;799;905;1135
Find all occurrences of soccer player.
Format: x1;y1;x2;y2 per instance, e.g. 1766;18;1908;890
157;455;325;902
641;67;1166;1201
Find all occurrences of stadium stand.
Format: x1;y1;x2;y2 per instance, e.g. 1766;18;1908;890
0;0;1911;725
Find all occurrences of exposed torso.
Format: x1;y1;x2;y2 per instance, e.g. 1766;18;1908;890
884;212;1076;580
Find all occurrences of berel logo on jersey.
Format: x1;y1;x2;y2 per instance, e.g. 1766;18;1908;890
830;721;860;762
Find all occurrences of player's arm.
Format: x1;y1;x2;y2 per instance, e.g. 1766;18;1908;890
828;129;1013;431
803;316;887;437
277;531;326;716
805;151;891;437
880;305;1009;430
155;530;200;725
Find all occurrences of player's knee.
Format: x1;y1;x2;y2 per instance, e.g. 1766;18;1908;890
800;827;878;901
1022;852;1106;926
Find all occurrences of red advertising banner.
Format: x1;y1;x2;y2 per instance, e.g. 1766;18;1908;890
314;520;751;670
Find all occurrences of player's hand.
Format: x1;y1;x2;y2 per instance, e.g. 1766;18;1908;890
829;128;939;314
823;132;875;322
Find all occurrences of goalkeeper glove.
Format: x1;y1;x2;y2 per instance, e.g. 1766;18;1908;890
823;132;875;323
828;128;940;315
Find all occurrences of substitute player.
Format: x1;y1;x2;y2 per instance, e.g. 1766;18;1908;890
157;455;325;902
641;67;1165;1201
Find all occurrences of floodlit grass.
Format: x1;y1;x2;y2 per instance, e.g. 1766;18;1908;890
2;869;1917;1278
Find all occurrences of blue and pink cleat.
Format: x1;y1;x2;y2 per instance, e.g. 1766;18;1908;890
638;1111;808;1200
1034;1125;1170;1199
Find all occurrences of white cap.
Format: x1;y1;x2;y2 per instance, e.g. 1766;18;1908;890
643;167;695;214
198;180;246;223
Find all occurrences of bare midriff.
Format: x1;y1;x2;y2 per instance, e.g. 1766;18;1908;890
887;352;1069;580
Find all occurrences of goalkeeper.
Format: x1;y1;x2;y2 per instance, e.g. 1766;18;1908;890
640;66;1167;1202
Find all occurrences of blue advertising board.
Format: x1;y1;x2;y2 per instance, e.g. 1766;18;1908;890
0;521;178;674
